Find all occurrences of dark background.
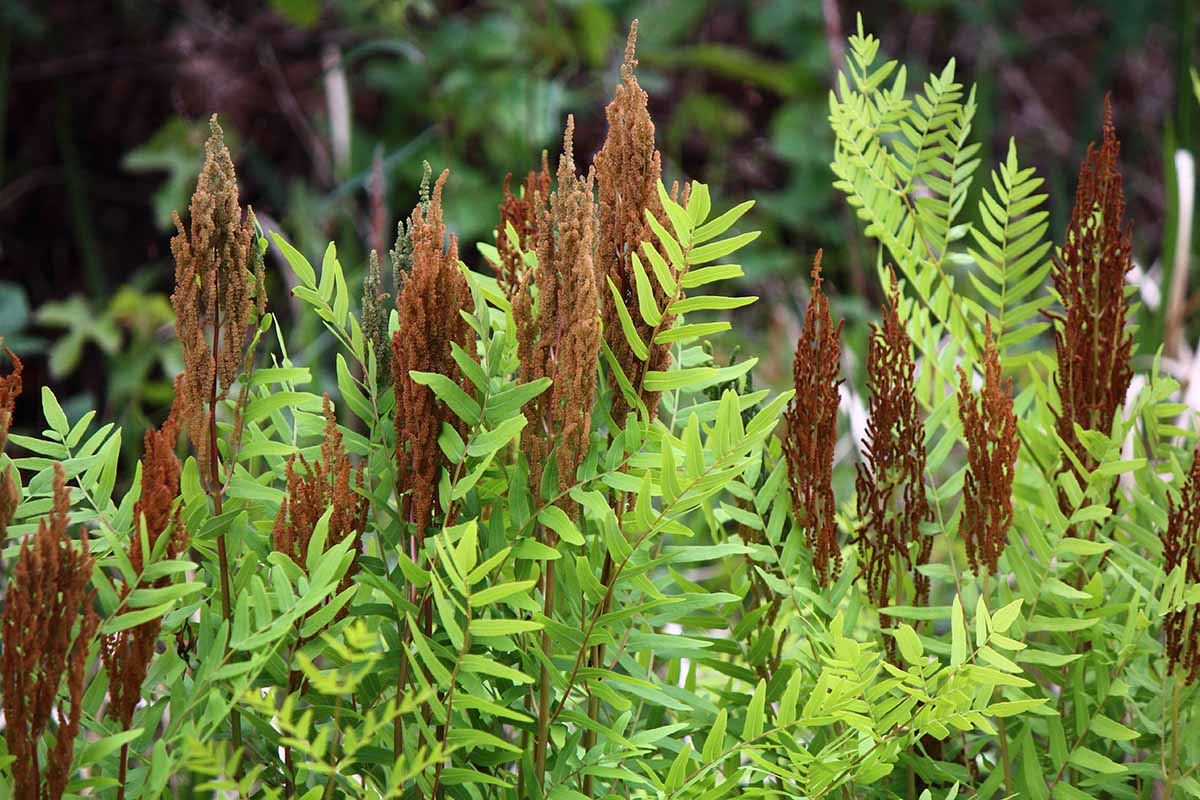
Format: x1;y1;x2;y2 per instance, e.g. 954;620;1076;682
1;0;1194;459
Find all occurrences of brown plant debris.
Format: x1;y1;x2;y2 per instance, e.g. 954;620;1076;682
494;154;551;298
594;20;677;420
957;320;1019;577
514;117;602;507
170;114;265;476
392;168;471;551
854;272;932;635
1;345;23;539
274;396;368;605
782;251;844;587
1046;96;1134;513
1;464;99;799
100;414;188;732
1164;442;1200;685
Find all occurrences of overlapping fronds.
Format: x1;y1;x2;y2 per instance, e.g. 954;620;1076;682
513;118;601;503
854;273;932;634
169;115;264;475
1;465;98;800
274;396;368;582
494;155;550;297
829;15;980;362
101;414;188;731
392;168;472;546
594;20;675;419
1047;97;1134;512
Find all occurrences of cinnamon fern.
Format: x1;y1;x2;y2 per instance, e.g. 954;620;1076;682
0;15;1198;800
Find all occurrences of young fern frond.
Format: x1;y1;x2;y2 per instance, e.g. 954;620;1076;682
830;16;980;364
967;139;1053;368
604;180;760;412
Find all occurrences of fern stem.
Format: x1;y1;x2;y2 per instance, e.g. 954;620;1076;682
1167;672;1182;798
997;716;1014;795
209;290;242;766
431;626;471;798
322;694;344;800
535;557;556;788
116;743;129;800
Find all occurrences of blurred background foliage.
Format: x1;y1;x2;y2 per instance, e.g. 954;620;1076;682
0;0;1196;466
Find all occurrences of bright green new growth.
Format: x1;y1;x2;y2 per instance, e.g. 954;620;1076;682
0;16;1198;800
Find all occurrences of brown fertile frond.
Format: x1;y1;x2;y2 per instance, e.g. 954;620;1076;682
1046;96;1134;515
170;115;259;476
273;396;368;604
392;170;471;546
957;320;1019;576
100;414;188;731
494;154;551;297
854;272;932;638
1;464;99;799
1;346;23;539
782;251;844;587
1164;442;1200;685
594;19;675;420
514;117;602;510
0;345;21;453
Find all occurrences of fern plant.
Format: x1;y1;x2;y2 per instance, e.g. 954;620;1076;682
0;14;1197;800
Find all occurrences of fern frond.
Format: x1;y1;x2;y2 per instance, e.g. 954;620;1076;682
966;139;1053;368
829;21;979;365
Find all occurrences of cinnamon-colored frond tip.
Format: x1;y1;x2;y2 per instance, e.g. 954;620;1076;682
101;415;188;731
1163;442;1200;685
854;272;932;638
1;346;23;537
393;167;472;549
0;345;21;451
274;396;368;610
514;117;602;512
594;19;680;420
957;320;1018;576
170;115;266;475
1;464;98;799
783;251;844;586
494;154;551;297
1047;95;1133;514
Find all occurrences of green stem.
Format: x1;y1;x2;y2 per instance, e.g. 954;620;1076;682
1167;673;1182;799
534;555;557;789
322;695;345;800
209;287;242;765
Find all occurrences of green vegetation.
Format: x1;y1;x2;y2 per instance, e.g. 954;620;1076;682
0;14;1199;800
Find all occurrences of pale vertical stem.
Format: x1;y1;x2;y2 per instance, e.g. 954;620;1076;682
209;289;242;762
535;555;556;788
1167;673;1182;798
